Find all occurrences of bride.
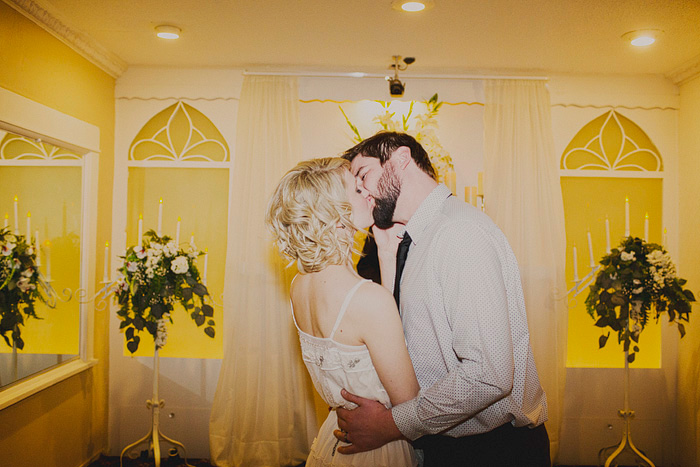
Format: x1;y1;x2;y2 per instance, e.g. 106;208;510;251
266;157;418;466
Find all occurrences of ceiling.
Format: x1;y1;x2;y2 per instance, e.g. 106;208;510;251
18;0;700;80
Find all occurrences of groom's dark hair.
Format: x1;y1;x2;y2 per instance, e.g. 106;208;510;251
341;131;437;180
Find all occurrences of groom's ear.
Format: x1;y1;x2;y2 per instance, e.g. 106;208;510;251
393;146;412;171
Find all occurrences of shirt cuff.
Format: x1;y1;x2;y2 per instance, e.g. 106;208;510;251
391;397;424;441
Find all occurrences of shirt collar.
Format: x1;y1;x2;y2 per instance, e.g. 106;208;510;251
404;184;452;246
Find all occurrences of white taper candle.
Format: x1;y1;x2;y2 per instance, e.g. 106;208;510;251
137;213;143;243
35;229;41;267
605;216;611;253
573;245;579;282
13;196;18;234
587;230;595;268
203;248;208;285
644;213;649;242
157;198;163;236
624;197;630;237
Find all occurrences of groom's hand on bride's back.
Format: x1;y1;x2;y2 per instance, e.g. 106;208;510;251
334;389;404;454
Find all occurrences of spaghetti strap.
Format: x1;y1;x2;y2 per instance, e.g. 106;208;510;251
289;274;301;331
329;279;369;340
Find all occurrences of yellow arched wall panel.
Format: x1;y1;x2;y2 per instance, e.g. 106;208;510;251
562;177;663;368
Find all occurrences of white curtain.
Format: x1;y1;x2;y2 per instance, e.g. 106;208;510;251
483;80;568;460
209;76;318;466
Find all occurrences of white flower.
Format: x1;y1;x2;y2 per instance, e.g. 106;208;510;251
155;314;170;349
134;245;146;259
164;241;178;258
17;276;33;292
1;242;15;256
620;250;636;262
171;256;189;274
21;267;34;278
632;287;644;294
126;261;139;273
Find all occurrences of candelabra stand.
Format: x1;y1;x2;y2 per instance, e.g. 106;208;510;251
597;345;655;467
120;345;193;467
567;264;600;299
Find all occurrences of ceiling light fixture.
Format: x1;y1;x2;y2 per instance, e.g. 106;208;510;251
155;25;181;40
622;29;662;47
392;1;434;12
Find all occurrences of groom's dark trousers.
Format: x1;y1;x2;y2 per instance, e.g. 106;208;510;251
413;422;550;467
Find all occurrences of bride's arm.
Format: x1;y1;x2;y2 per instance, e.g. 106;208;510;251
372;224;405;293
353;282;418;406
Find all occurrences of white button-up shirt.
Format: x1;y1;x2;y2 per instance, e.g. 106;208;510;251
391;184;547;440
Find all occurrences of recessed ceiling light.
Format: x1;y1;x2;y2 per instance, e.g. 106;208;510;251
622;29;662;47
155;25;181;40
392;1;434;12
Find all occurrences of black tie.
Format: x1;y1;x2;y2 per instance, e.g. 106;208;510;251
393;232;412;307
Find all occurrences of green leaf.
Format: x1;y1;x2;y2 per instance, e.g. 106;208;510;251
185;276;197;287
133;316;145;330
15;336;24;350
207;319;215;326
151;302;166;319
193;283;209;297
633;346;639;352
610;293;627;306
599;333;609;348
594;317;607;328
627;352;636;364
126;326;135;340
623;339;630;352
145;321;157;336
182;287;193;302
127;339;139;354
678;322;686;338
202;304;214;317
119;319;131;329
194;314;205;327
204;326;215;338
683;289;696;302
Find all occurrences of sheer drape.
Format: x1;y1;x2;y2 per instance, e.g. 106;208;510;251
483;80;567;459
209;76;317;467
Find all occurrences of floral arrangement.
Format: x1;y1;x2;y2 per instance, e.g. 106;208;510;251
585;236;695;363
0;228;53;350
340;93;455;183
114;230;215;353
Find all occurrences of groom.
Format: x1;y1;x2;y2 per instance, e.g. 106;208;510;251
336;131;550;466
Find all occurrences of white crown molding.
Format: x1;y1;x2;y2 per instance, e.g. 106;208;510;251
4;0;127;78
666;54;700;86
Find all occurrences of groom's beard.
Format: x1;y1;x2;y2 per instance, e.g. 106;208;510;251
372;164;401;229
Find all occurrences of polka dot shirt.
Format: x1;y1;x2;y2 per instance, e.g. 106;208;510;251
391;184;548;440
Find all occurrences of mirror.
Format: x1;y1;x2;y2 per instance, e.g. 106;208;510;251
0;86;99;408
0;131;83;387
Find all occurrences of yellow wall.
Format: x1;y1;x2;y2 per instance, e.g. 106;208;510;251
0;3;115;466
677;74;700;466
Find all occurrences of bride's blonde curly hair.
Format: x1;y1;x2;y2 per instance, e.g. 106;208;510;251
266;157;360;273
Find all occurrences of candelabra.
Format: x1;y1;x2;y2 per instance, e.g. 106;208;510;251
567;213;656;467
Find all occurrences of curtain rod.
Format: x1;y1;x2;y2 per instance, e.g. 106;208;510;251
242;70;548;81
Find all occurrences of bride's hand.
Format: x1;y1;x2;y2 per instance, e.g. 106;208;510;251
371;223;405;260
